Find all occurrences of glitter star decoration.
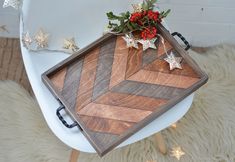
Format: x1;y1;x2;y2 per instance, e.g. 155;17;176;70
22;32;32;49
132;3;143;12
170;146;185;160
122;34;138;49
164;52;182;70
63;37;79;52
3;0;21;9
34;28;49;49
138;38;157;51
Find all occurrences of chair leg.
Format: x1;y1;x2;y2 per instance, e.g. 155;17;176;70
154;132;167;154
69;149;80;162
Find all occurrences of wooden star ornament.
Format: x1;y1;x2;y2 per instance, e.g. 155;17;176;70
3;0;21;9
34;28;49;49
170;146;185;160
164;52;182;70
63;37;79;52
138;38;157;51
122;34;139;49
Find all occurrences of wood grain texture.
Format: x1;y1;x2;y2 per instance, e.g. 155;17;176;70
42;24;208;156
62;59;84;110
144;56;199;78
50;68;66;91
125;47;143;78
95;92;167;111
109;36;129;88
128;69;199;89
157;39;173;57
0;38;32;94
79;103;152;123
92;36;116;100
80;115;134;135
111;80;184;100
75;48;99;111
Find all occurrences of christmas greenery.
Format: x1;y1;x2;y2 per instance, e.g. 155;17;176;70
106;0;170;40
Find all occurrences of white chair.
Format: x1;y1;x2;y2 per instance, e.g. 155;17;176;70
20;0;194;161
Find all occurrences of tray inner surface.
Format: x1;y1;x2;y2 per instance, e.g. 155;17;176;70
48;35;200;154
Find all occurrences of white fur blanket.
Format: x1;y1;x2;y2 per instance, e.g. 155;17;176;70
0;45;235;162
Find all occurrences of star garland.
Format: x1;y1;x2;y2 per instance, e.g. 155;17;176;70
2;0;79;54
3;0;21;10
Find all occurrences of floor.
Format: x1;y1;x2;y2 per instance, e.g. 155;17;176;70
0;37;32;93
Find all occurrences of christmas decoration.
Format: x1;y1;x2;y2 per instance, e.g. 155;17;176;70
3;0;20;9
157;34;182;70
164;52;182;70
138;38;157;51
106;0;170;39
170;146;185;160
22;32;32;49
132;3;143;13
0;25;9;33
34;28;49;49
63;37;79;52
122;34;139;49
2;0;79;54
106;0;181;70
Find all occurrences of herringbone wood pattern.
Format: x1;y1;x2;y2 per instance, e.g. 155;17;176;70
48;35;201;154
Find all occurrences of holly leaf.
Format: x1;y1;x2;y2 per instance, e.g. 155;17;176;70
106;12;121;20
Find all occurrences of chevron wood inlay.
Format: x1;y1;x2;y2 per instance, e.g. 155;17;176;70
75;48;100;111
95;92;167;111
80;115;135;135
50;68;66;91
127;69;199;88
44;25;208;156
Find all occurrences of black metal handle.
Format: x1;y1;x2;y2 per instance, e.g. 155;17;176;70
171;32;190;51
56;105;78;128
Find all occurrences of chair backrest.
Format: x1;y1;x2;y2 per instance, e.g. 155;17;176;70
23;0;141;48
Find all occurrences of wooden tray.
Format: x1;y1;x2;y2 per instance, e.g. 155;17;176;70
42;24;208;156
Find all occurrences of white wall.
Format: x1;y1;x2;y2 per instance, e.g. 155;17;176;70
0;0;235;46
158;0;235;46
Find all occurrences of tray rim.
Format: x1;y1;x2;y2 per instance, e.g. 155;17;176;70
42;24;208;156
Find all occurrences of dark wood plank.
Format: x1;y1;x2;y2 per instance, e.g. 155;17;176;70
92;36;117;100
75;48;99;111
95;92;167;111
142;48;158;66
62;59;84;110
88;131;119;156
128;69;200;89
80;115;135;135
111;80;185;100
